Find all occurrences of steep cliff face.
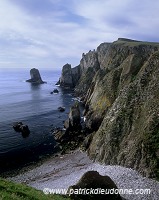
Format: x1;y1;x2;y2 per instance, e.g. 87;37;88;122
58;38;159;178
88;51;159;178
75;38;159;178
59;63;81;88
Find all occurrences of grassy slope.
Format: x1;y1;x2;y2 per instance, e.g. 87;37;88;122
113;38;159;47
0;178;69;200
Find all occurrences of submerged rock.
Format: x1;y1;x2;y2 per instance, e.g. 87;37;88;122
26;68;46;84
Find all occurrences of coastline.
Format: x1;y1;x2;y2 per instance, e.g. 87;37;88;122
6;149;159;200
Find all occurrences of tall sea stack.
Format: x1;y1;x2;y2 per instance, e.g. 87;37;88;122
58;63;81;88
26;68;46;84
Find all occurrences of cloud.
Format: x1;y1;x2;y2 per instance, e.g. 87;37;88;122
0;0;159;69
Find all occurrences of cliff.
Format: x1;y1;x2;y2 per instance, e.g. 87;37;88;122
58;64;81;88
60;38;159;178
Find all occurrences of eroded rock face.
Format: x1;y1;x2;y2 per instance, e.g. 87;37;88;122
26;68;46;84
54;102;83;153
58;38;159;178
68;103;81;128
68;171;122;200
59;64;81;88
75;39;159;178
88;51;159;178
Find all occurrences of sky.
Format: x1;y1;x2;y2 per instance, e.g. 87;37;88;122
0;0;159;70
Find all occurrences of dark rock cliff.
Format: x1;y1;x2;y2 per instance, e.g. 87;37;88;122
60;38;159;178
58;63;81;88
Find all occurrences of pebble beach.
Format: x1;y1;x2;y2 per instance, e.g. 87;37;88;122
7;150;159;200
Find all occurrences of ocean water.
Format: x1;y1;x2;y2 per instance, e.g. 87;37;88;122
0;68;76;170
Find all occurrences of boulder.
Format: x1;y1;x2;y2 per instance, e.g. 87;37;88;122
58;107;65;112
53;89;59;93
13;122;30;136
51;89;59;94
26;68;46;84
68;171;122;200
13;122;23;132
20;125;30;134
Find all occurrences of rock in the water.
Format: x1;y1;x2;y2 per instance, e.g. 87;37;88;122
58;107;65;112
50;89;59;94
68;171;122;200
20;125;30;134
13;122;30;136
59;64;73;88
26;68;46;84
13;122;23;132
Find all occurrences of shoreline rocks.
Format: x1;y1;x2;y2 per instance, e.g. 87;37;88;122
53;102;85;154
50;89;59;94
58;107;65;112
13;122;30;137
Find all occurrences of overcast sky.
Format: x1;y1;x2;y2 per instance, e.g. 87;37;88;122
0;0;159;70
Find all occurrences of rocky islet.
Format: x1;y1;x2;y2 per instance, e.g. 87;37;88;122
26;68;46;84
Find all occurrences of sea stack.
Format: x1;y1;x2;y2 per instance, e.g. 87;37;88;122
57;63;81;88
26;68;46;84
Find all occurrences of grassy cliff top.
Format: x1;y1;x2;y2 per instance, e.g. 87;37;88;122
113;38;159;47
0;178;69;200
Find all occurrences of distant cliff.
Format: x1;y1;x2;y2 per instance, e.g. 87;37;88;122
59;38;159;178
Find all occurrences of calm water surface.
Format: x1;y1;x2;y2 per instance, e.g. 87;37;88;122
0;68;76;170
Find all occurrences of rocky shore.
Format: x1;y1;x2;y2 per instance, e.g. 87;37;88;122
7;150;159;200
3;38;159;199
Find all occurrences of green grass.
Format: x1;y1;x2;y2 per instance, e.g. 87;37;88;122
113;38;159;47
0;178;70;200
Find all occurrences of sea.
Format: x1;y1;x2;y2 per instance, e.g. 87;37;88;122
0;68;77;171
